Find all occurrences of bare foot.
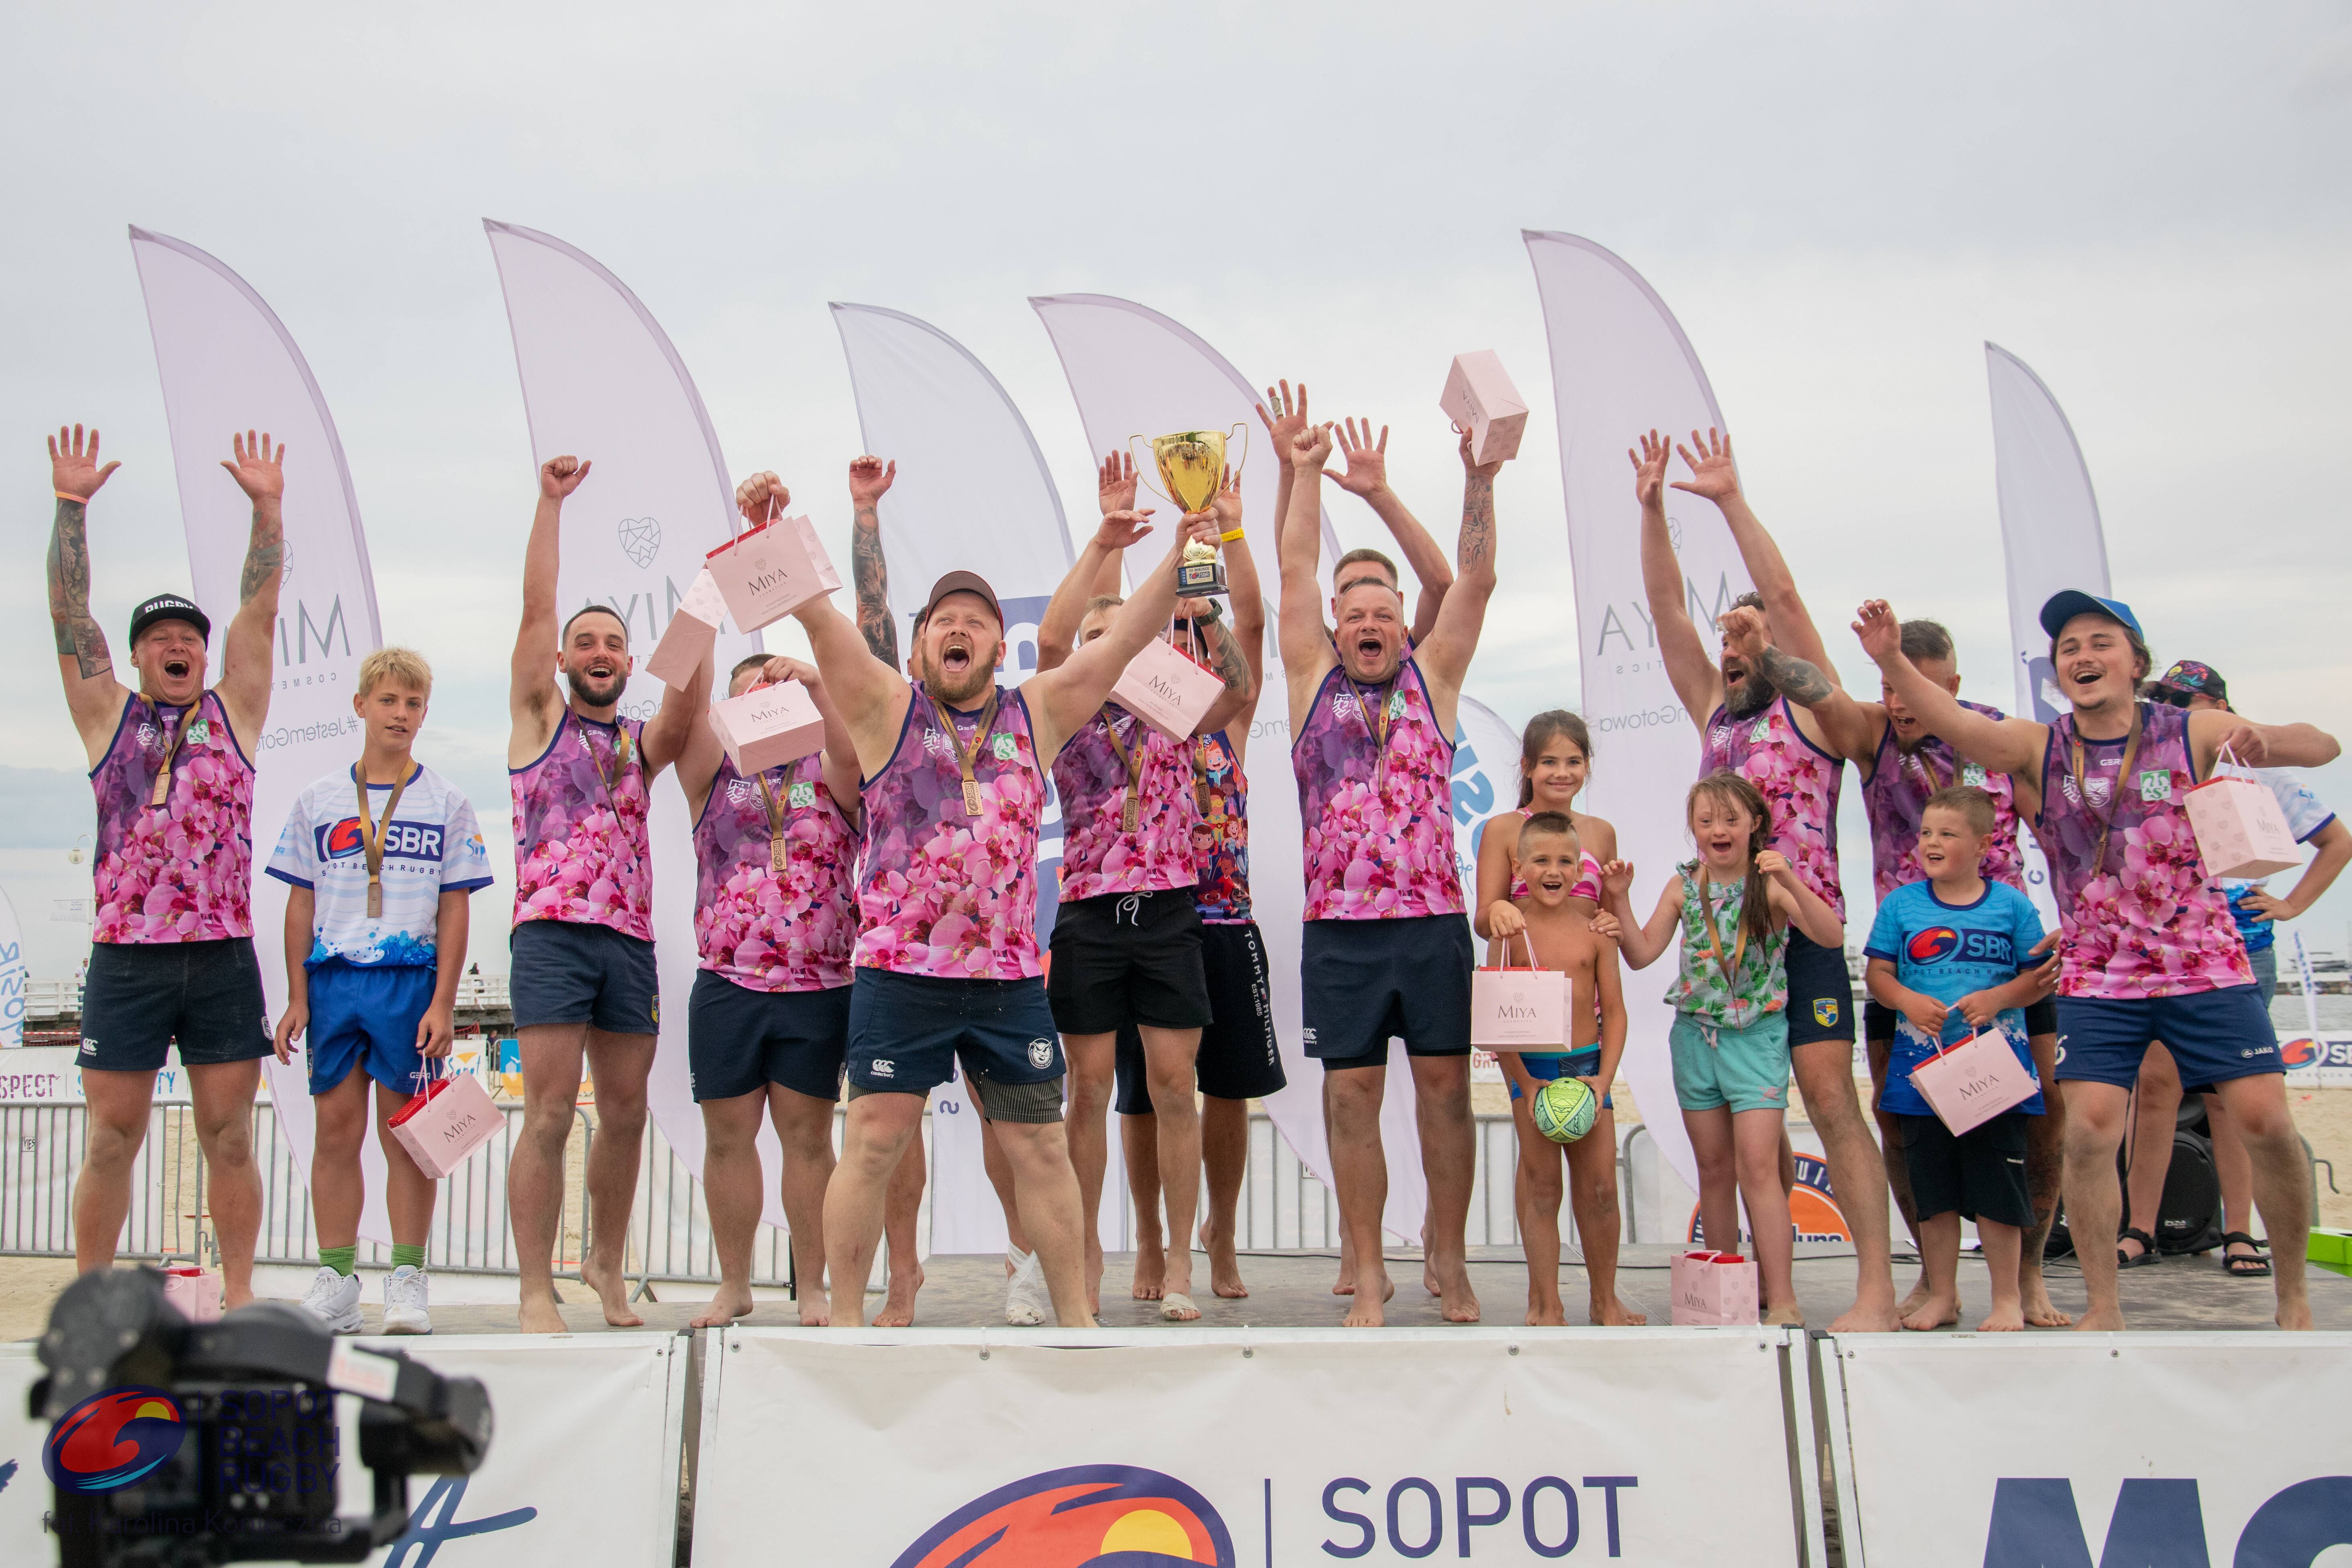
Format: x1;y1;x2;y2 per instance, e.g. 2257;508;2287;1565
1424;1258;1442;1297
2020;1280;2072;1328
2073;1306;2126;1332
1977;1302;2025;1331
1763;1302;1807;1327
1331;1259;1357;1296
1526;1299;1568;1326
1085;1244;1104;1318
1199;1221;1248;1299
1900;1295;1959;1331
581;1260;646;1328
1131;1234;1165;1301
1434;1261;1481;1323
221;1280;255;1313
1897;1274;1933;1317
1828;1301;1903;1333
1343;1273;1396;1328
690;1281;757;1330
2277;1298;2314;1332
1590;1295;1648;1326
872;1261;923;1328
518;1293;567;1334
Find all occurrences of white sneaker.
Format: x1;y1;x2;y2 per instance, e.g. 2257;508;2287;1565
381;1266;432;1336
299;1266;363;1334
1004;1247;1048;1327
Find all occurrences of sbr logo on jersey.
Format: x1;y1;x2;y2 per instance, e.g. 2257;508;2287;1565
1907;927;1962;963
893;1464;1236;1568
318;820;445;864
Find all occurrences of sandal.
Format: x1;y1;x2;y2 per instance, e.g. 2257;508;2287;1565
2219;1232;2271;1278
2115;1227;2160;1269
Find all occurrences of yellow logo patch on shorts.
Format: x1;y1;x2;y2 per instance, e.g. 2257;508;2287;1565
1812;998;1840;1027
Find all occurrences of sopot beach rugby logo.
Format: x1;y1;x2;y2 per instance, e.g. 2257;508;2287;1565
895;1464;1236;1567
43;1387;188;1492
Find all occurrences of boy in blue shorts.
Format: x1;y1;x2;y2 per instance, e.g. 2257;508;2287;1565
1863;785;2053;1333
268;648;492;1334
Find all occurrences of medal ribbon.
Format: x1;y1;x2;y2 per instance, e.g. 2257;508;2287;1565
354;766;414;920
754;765;793;874
145;699;196;809
1350;675;1400;791
2068;706;2144;880
581;714;635;801
1108;708;1146;833
1695;869;1750;1007
935;689;1000;819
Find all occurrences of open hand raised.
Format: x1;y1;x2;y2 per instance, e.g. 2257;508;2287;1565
1853;599;1900;663
222;430;287;504
1256;379;1308;456
49;424;120;501
1331;418;1389;498
1628;431;1671;509
1671;428;1739;504
1097;451;1139;516
1095;508;1157;551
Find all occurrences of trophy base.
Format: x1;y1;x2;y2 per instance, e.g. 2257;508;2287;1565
1175;561;1229;598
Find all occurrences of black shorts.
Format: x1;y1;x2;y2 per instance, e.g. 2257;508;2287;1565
79;938;271;1073
1784;929;1855;1047
1866;997;2058;1042
844;968;1065;1123
510;919;659;1035
687;970;851;1103
1046;889;1212;1035
1113;920;1287;1113
1897;1110;2035;1228
1301;913;1475;1067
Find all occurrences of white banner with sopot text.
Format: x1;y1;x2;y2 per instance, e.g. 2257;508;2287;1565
1818;1331;2352;1568
692;1326;1817;1567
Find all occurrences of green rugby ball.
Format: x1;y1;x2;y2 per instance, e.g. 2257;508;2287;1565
1532;1075;1598;1144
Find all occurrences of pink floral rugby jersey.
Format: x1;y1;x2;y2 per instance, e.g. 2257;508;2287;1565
1191;730;1251;923
1293;657;1467;921
1506;807;1605;903
1700;695;1848;920
510;713;653;942
1052;704;1199;905
89;691;255;943
1864;699;2026;901
856;685;1044;980
2039;700;2252;999
693;752;856;992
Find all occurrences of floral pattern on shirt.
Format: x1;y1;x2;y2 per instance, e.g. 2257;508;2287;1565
1864;699;2026;900
1293;658;1466;920
1053;704;1199;904
90;691;254;943
1701;695;1846;919
511;714;652;941
694;752;856;991
1667;859;1787;1028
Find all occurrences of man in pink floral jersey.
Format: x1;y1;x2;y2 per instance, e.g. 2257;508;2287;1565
505;453;702;1333
46;422;286;1310
792;454;1221;1329
1862;591;2339;1331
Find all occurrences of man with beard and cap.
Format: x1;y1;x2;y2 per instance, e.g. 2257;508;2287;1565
46;423;286;1313
505;453;702;1333
794;455;1222;1329
1711;608;2071;1328
1279;416;1503;1329
1633;427;1900;1332
1862;592;2339;1330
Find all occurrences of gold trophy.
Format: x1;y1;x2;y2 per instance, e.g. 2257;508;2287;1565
1131;425;1247;597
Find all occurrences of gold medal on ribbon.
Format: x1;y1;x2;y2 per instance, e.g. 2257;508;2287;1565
936;689;1000;822
1123;790;1141;833
355;766;413;921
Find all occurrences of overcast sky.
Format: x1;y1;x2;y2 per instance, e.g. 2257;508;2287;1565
5;3;2350;976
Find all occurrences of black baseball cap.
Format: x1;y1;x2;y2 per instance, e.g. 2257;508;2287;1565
921;571;1003;628
129;594;210;645
2148;660;2227;704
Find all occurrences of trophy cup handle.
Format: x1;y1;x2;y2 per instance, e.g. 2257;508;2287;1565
1127;435;1175;509
1224;422;1249;482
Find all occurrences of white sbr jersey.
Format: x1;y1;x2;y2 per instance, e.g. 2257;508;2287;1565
265;762;493;968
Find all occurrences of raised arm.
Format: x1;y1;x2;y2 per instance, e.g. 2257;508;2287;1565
1673;428;1836;681
215;431;288;740
1633;431;1724;726
1277;421;1339;699
1760;849;1843;949
46;424;130;754
748;654;861;809
1601;859;1683;972
1410;426;1503;707
1856;599;2044;776
673;644;727;818
1256;380;1307;557
1037;498;1157;676
510;455;591;735
1187;597;1255;738
1029;512;1219;758
1330;418;1454;645
2193;708;2343;775
845;457;899;667
1718;604;1881;764
789;458;912;771
639;637;706;780
1213;469;1267;765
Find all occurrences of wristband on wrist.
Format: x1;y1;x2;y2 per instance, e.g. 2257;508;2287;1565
55;491;87;504
1218;527;1244;543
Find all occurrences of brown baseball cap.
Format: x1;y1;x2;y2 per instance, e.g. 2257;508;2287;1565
921;570;1003;628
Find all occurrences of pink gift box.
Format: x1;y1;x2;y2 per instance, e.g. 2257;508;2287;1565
388;1071;501;1179
1670;1249;1759;1325
1911;1027;2040;1136
708;679;826;775
646;568;726;691
1440;350;1529;466
2186;767;2300;881
1110;637;1224;743
704;513;841;633
160;1265;221;1324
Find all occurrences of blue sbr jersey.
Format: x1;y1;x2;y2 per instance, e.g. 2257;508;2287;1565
266;763;493;968
1864;880;2047;1116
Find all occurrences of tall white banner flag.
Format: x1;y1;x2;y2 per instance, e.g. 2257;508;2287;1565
0;887;25;1050
1526;231;1751;1194
129;228;388;1225
831;302;1087;1256
485;221;763;1216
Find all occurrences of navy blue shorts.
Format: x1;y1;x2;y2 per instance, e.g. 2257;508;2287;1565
306;962;436;1097
1504;1047;1614;1110
2055;984;2281;1093
1784;929;1854;1048
79;938;271;1073
1301;913;1475;1068
687;970;850;1103
510;920;659;1035
845;968;1065;1121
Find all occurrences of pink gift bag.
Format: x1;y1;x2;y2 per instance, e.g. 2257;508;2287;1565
1471;933;1570;1053
708;679;826;775
646;567;726;691
159;1265;221;1324
1911;1027;2040;1136
1111;636;1224;743
1440;350;1530;466
1670;1250;1760;1326
389;1067;501;1180
2185;747;2300;880
704;512;841;633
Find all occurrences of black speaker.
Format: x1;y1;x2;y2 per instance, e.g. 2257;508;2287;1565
2043;1128;2224;1260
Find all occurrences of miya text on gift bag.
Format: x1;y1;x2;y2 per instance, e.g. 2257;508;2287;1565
1669;1250;1759;1326
389;1069;501;1181
705;511;841;633
1110;635;1224;743
2185;746;2301;880
1909;1026;2040;1136
708;679;826;775
1471;931;1570;1054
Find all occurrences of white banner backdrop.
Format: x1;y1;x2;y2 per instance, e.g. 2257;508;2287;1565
485;222;764;1217
1821;1331;2352;1568
0;887;24;1050
694;1327;1813;1567
128;228;389;1230
0;1333;685;1567
1525;231;1752;1196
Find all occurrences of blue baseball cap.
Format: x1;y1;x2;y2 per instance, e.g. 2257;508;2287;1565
2038;589;2142;642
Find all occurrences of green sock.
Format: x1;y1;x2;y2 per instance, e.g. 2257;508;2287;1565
319;1245;357;1278
390;1244;426;1270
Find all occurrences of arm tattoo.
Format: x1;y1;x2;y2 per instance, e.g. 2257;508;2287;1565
1206;616;1250;693
851;509;896;665
1458;474;1495;568
1756;643;1834;705
46;497;112;679
238;504;285;605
